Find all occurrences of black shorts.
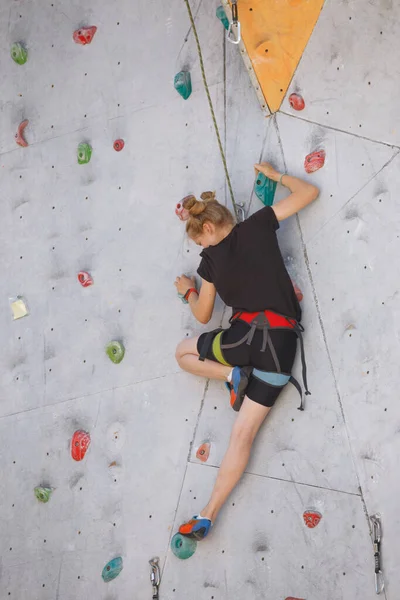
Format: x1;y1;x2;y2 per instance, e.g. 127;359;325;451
197;320;297;408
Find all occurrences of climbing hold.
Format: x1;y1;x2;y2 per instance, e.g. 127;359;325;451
15;120;29;147
102;557;123;582
10;296;29;320
106;341;125;364
11;42;28;65
170;533;197;560
34;487;52;503
73;26;97;45
216;6;230;30
304;150;325;174
178;293;188;304
303;509;322;529
254;172;277;207
289;93;305;111
175;200;190;221
285;597;305;600
174;71;192;100
291;280;303;302
196;442;210;463
77;143;92;165
71;430;91;462
77;271;93;287
113;139;124;152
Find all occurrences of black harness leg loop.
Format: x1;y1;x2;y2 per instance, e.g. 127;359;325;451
289;376;304;411
295;328;311;397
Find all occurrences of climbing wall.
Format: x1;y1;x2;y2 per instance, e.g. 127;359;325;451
1;0;399;598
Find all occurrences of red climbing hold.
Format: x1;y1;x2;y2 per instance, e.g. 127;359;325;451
291;280;303;303
113;139;124;152
15;119;29;147
71;430;91;461
304;150;326;174
196;443;210;463
77;271;93;287
285;597;305;600
73;26;97;45
303;510;322;529
175;196;193;221
289;93;305;111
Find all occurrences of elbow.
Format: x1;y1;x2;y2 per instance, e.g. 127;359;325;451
310;185;320;202
198;314;211;325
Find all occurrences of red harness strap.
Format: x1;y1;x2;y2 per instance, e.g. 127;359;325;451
233;310;296;330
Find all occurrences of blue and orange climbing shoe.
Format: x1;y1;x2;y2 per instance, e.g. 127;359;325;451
227;366;252;412
179;515;212;541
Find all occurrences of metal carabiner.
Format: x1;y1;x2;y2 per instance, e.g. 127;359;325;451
236;202;245;222
227;0;241;44
370;514;384;595
149;557;161;600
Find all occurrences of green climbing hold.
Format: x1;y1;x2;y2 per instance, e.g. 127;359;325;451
216;6;230;30
102;556;123;582
77;142;92;165
170;533;197;560
34;486;52;503
11;42;28;65
106;341;125;364
174;71;192;100
254;172;277;207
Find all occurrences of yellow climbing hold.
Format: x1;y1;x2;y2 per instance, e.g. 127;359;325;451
228;0;324;113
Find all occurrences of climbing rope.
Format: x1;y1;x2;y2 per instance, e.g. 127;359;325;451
183;0;238;221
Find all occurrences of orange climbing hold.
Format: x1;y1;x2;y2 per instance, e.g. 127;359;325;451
71;430;91;461
73;26;97;45
289;93;305;111
15;119;29;147
291;280;303;302
304;150;326;174
229;0;324;112
196;443;210;463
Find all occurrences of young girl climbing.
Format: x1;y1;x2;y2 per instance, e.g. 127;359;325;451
174;162;319;541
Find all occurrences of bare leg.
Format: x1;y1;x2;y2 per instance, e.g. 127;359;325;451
200;396;271;522
176;336;231;381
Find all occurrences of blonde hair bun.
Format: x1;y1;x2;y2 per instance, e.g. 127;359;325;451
182;193;210;217
200;191;216;202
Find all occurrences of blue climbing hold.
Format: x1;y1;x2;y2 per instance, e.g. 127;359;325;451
174;71;192;100
254;172;277;207
216;6;230;30
102;556;123;582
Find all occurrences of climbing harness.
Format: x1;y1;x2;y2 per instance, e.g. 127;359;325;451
227;0;241;44
149;556;161;600
370;514;384;594
199;309;311;411
183;0;238;222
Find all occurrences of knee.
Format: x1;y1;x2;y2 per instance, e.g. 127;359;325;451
175;339;187;367
175;342;183;366
231;420;256;447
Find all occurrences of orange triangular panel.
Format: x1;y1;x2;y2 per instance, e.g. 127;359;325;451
235;0;324;112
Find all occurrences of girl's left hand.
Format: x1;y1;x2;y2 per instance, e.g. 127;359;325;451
174;274;196;296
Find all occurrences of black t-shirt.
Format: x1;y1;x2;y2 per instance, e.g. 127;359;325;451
197;206;301;321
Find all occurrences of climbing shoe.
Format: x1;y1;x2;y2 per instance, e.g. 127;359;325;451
228;366;252;412
179;515;212;541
